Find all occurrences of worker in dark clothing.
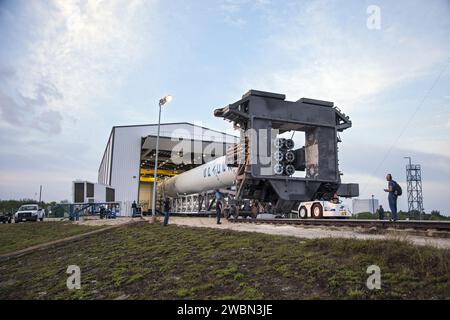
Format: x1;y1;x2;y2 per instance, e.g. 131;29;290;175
131;201;137;217
377;205;385;220
99;206;105;219
215;189;223;224
216;200;223;224
384;174;398;221
163;198;171;226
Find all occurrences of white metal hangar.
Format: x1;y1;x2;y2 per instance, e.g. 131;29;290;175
98;123;238;216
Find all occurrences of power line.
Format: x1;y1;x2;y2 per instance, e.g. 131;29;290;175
361;61;450;195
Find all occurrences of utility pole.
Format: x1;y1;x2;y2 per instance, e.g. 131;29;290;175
39;185;42;203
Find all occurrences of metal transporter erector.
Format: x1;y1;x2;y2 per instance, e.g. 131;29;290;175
159;90;359;215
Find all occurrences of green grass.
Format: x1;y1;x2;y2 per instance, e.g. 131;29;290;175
0;223;449;299
0;222;103;255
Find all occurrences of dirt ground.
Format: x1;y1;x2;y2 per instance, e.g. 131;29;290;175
72;217;137;226
164;217;450;249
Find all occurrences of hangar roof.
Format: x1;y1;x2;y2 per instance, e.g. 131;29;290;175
113;122;238;143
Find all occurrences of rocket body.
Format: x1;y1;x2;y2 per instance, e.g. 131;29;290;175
160;156;237;197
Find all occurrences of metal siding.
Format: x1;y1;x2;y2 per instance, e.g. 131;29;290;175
108;129;115;185
93;183;107;203
98;130;114;185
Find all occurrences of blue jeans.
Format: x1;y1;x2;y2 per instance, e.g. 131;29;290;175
388;194;398;221
216;207;221;224
163;211;170;226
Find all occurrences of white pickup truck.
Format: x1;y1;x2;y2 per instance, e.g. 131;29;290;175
14;204;45;223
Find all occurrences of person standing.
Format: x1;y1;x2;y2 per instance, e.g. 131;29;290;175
384;174;398;221
163;198;171;226
377;205;385;220
215;189;223;225
131;201;137;217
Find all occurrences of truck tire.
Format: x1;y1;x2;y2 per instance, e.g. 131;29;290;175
299;206;308;219
311;203;323;219
39;217;44;221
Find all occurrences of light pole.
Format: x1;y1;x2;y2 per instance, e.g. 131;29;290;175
151;95;172;217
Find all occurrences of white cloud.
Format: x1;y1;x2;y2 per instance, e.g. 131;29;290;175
244;0;450;111
2;0;158;130
0;0;160;200
0;169;92;202
402;137;450;158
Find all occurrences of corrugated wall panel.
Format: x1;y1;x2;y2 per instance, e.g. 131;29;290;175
98;129;114;185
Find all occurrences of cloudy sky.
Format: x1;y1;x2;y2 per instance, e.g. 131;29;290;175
0;0;449;213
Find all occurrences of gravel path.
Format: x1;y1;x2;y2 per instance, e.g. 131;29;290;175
73;217;138;226
167;217;450;249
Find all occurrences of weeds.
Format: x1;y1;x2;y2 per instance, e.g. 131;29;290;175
0;223;448;299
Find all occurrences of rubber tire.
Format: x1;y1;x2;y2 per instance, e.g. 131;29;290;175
299;206;308;219
311;203;323;219
39;217;44;222
15;220;19;223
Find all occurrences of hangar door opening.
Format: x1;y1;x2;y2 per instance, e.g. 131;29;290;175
138;135;233;213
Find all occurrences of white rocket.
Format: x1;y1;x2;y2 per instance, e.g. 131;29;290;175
160;156;238;197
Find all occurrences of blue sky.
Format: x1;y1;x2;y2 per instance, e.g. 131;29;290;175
0;0;449;213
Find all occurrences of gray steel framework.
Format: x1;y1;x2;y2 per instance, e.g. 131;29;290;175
406;163;424;217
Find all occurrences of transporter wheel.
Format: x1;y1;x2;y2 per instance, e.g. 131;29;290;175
299;206;308;219
311;203;323;219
